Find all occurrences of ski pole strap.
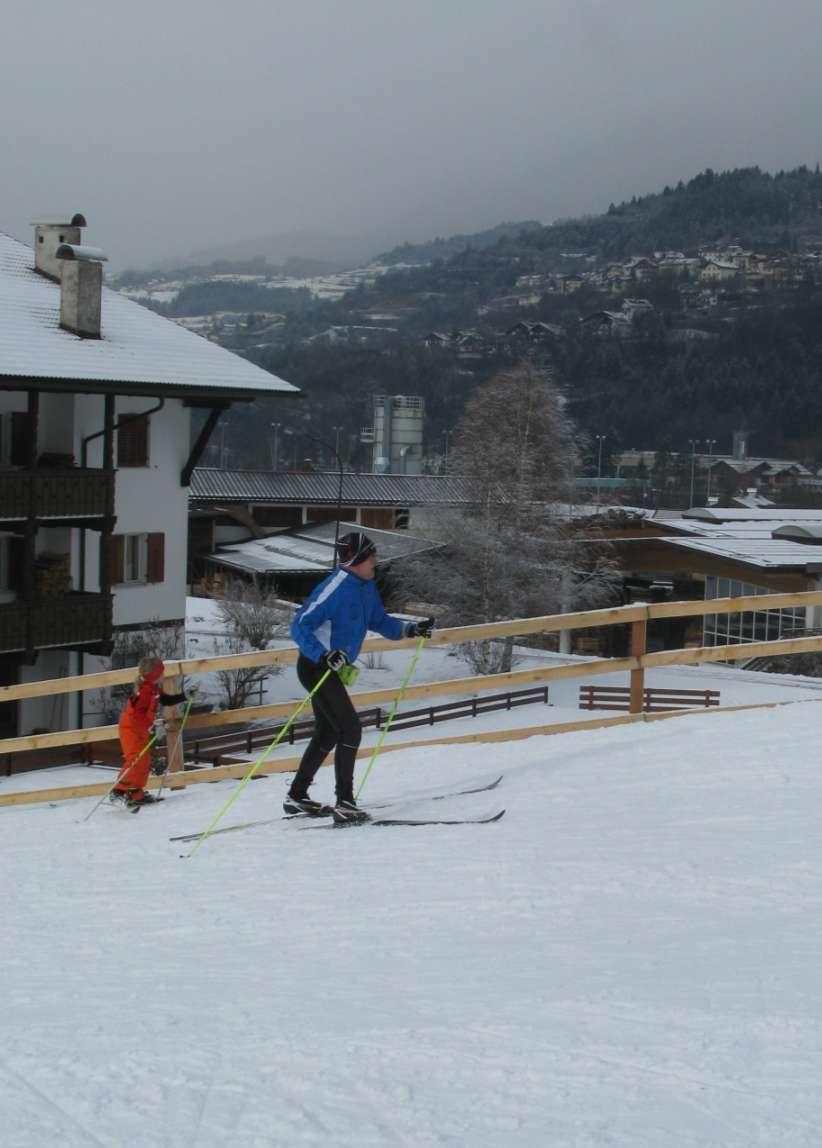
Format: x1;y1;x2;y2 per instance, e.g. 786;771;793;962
355;635;426;799
188;670;331;856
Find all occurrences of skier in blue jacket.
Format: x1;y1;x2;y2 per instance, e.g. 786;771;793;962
287;530;434;822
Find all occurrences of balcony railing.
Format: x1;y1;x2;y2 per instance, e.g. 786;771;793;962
0;470;113;521
0;594;111;655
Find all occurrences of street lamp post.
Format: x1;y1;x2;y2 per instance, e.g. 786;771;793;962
332;425;343;461
704;438;717;503
688;439;701;507
595;435;607;505
442;428;452;474
269;422;281;472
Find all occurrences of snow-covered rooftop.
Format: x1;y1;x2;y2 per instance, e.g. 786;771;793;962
0;232;300;400
209;520;441;576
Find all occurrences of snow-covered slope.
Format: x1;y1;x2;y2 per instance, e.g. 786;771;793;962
4;701;822;1146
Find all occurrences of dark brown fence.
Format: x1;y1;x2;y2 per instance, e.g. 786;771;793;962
578;685;720;713
190;685;550;767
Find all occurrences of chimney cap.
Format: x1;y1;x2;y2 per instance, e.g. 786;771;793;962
31;214;87;228
56;243;108;263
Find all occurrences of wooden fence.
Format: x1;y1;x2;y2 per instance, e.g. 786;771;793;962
578;685;720;713
3;589;822;806
188;685;551;767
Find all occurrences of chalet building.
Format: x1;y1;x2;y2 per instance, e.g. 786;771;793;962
575;506;822;652
699;259;740;283
0;215;298;736
579;310;634;337
504;320;564;344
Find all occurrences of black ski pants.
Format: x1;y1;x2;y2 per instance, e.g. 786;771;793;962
290;654;362;803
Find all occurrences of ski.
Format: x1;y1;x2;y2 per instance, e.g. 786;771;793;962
169;807;332;843
366;773;503;811
169;776;505;844
110;796;166;815
314;809;506;830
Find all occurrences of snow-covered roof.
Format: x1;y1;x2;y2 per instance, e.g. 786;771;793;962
208;520;442;576
663;534;822;570
0;231;299;400
684;507;822;522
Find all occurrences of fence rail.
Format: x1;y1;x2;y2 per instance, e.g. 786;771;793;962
189;686;551;766
4;590;822;773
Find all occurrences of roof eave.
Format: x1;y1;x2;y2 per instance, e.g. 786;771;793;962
0;374;303;403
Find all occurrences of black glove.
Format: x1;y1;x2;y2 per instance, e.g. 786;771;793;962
321;649;349;672
406;617;435;639
159;690;187;707
151;755;168;777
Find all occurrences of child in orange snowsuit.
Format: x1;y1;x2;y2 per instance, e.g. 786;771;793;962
113;656;187;806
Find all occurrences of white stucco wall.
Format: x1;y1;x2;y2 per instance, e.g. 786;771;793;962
76;395;190;627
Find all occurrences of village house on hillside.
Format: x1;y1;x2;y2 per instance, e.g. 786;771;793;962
0;215;299;738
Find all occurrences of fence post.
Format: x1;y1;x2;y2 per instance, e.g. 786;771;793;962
629;615;647;714
375;708;382;729
429;707;434;726
163;673;185;789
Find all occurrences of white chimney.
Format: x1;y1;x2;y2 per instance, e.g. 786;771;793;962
32;214;87;280
732;430;748;461
55;243;108;339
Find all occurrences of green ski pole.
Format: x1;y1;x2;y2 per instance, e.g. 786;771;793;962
186;670;330;857
355;635;426;800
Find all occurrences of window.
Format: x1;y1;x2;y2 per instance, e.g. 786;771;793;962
117;414;149;467
111;533;164;584
124;534;147;583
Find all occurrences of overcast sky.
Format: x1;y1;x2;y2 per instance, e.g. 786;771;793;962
3;0;822;268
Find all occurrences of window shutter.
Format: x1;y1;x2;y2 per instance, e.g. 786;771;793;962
146;533;165;583
110;535;124;584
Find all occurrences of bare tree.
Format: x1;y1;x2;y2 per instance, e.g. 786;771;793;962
393;365;619;672
215;581;291;650
213;581;288;710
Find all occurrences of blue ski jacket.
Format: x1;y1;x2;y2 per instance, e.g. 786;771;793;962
290;567;408;664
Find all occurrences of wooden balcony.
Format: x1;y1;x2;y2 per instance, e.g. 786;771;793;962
0;593;112;655
0;469;113;522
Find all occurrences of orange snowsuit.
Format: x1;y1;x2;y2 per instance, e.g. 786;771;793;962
115;662;166;799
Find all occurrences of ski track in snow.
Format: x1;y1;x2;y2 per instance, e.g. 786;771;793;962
4;703;822;1145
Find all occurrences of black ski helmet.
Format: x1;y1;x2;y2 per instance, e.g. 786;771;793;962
336;530;376;566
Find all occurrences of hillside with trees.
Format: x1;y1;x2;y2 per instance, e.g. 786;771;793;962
131;166;822;482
